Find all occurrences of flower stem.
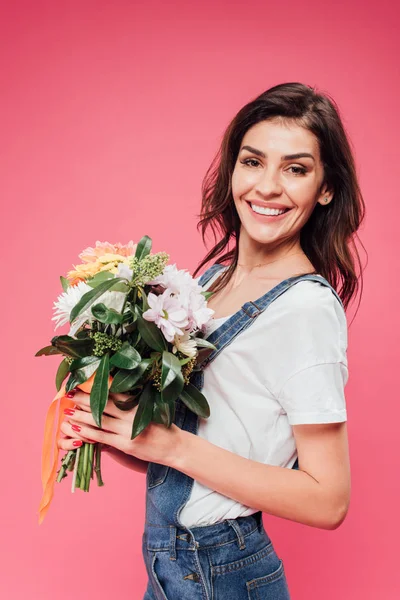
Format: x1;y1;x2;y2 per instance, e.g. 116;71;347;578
56;450;75;482
82;442;89;491
71;447;80;493
94;443;105;486
76;445;84;489
87;444;95;491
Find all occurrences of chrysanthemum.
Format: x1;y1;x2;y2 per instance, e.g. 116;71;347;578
79;241;137;263
52;281;127;337
52;280;93;331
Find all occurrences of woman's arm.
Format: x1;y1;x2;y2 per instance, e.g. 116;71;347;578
103;445;149;474
172;421;350;530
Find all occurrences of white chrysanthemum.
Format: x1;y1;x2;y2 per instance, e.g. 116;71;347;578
52;281;92;331
52;282;127;337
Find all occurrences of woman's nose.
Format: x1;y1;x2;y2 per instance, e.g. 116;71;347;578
254;167;283;196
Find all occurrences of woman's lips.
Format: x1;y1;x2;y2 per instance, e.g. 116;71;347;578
246;201;292;222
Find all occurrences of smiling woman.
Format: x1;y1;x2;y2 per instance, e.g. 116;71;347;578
60;82;365;600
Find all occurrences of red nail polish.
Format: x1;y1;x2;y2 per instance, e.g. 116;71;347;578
64;408;75;416
66;390;76;398
71;424;81;432
73;440;83;447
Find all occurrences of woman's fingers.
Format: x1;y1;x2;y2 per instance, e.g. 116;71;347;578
58;420;96;449
64;406;124;436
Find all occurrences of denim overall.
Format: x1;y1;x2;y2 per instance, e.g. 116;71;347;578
142;263;344;600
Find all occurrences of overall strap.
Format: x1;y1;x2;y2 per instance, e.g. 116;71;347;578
197;262;226;288
199;271;344;371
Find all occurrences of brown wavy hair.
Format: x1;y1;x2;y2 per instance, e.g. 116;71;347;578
193;82;367;320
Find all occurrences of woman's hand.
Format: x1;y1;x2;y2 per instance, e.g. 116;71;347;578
58;388;184;468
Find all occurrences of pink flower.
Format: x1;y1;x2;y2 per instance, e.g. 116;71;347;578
143;288;189;343
78;241;137;263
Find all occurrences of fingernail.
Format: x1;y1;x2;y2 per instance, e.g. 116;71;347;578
66;391;76;398
71;424;81;432
64;409;75;416
73;440;83;447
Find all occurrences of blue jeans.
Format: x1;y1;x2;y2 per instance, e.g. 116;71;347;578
142;262;343;599
142;512;290;599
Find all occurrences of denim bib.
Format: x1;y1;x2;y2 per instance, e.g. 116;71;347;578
144;262;344;529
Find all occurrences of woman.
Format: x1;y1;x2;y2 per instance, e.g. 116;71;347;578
58;82;365;599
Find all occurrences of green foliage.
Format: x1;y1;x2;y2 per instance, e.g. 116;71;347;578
90;353;110;428
50;335;94;358
69;277;124;322
134;305;167;352
55;358;70;391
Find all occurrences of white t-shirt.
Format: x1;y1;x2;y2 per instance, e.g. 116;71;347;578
179;267;349;528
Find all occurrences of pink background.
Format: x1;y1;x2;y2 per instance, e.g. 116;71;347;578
1;1;399;598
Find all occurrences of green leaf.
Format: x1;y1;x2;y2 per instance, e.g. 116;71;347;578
161;368;184;408
86;271;115;288
151;388;165;424
51;335;94;359
66;357;101;392
55;358;70;391
201;290;214;300
70;277;124;322
138;286;149;310
179;382;210;418
131;380;155;439
90;353;110;428
110;281;130;293
161;351;182;389
134;305;167;352
192;337;218;351
70;355;101;371
110;341;141;369
60;276;70;292
134;235;152;260
35;345;63;357
178;356;193;366
154;390;173;426
91;303;124;324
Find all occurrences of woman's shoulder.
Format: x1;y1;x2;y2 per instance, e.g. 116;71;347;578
263;277;348;356
275;277;346;320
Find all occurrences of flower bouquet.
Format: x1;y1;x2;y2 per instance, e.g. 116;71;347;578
36;236;217;524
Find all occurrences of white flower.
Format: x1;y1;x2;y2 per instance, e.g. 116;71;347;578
117;262;133;280
52;281;93;331
172;331;197;358
147;264;201;295
178;286;215;331
142;288;189;343
52;281;127;337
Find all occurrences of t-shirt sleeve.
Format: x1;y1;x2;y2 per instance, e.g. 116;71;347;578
277;362;348;425
266;281;349;425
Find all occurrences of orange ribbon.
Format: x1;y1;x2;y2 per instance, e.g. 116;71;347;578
38;374;112;525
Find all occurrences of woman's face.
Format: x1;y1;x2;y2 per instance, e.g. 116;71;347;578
231;119;332;249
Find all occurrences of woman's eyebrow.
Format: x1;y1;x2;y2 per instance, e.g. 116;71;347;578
240;145;315;162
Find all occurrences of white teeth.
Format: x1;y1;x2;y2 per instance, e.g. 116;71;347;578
250;203;287;216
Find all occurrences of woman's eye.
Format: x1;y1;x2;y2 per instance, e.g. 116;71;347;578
241;158;261;168
288;166;307;175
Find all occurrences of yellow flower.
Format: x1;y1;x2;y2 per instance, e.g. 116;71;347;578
67;244;136;286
